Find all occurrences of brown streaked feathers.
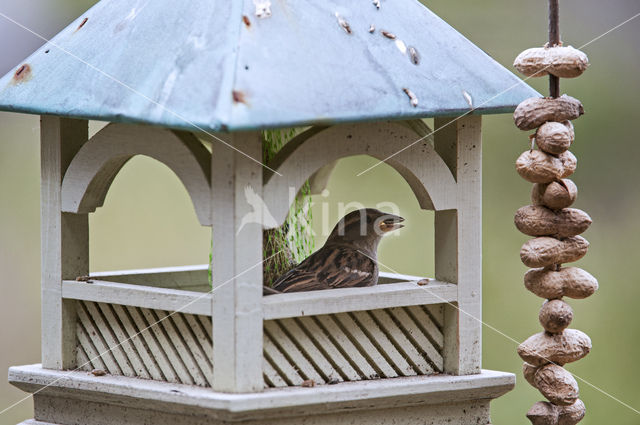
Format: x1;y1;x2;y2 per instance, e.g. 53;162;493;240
268;209;404;294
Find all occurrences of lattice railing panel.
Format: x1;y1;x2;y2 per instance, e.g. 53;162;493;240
76;301;444;389
263;305;444;387
76;301;213;387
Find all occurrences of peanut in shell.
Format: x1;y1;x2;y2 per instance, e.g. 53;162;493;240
524;267;598;300
539;299;574;334
516;150;564;183
514;95;584;131
517;329;591;367
520;236;589;268
526;399;585;425
536;121;574;154
514;46;589;78
532;179;578;210
558;151;577;178
515;205;591;238
533;363;579;406
559;399;586;425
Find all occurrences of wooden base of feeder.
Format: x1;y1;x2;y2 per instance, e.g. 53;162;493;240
11;364;513;425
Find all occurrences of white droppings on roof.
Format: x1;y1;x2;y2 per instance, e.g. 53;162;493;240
408;46;420;65
403;88;418;107
395;39;407;54
462;90;474;109
335;12;352;34
253;0;272;18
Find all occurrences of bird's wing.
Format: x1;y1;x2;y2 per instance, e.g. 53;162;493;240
270;258;319;293
272;246;377;293
323;247;377;289
263;285;282;295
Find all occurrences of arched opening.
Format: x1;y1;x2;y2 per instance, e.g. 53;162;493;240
308;155;435;279
88;155;211;289
263;121;457;229
61;123;212;226
58;122;214;291
261;120;458;285
64;120;457;292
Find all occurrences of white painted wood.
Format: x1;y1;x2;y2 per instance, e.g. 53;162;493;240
40;116;89;370
425;304;445;330
62;280;212;316
263;333;305;386
398;118;433;138
404;305;444;351
369;309;434;375
181;314;214;374
88;265;416;288
264;321;325;384
276;318;343;384
154;310;209;387
434;115;483;375
387;307;443;369
262;280;457;320
82;301;137;377
307;160;337;195
210;131;263;392
110;304;165;381
10;364;515;419
95;303;151;379
313;315;378;379
76;323;108;372
75;340;93;371
263;121;457;227
196;314;213;343
294;316;361;381
140;308;197;385
336;312;401;378
378;271;426;284
125;306;181;384
62;277;455;321
32;394;492;425
266;308;444;386
76;302;124;375
263;358;288;388
90;264;209;290
79;302;213;386
60;123;212;226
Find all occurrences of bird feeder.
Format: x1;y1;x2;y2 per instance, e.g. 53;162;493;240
1;1;538;424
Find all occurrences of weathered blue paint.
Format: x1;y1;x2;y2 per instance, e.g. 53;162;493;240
0;0;539;132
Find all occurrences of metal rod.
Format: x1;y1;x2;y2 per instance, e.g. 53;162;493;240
549;0;560;98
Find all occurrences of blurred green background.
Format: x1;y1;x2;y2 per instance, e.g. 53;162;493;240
1;0;638;424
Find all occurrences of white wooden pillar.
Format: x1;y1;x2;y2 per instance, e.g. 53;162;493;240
40;116;89;369
434;115;482;375
210;132;264;392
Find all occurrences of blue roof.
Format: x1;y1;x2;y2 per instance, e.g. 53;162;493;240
0;0;539;132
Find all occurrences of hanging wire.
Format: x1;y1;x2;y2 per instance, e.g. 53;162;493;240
548;0;561;98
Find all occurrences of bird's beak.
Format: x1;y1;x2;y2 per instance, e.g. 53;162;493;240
379;215;405;233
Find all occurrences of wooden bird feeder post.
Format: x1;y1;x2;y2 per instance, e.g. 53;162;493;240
1;1;539;424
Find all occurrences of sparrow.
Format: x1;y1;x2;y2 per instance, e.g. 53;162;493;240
266;209;404;294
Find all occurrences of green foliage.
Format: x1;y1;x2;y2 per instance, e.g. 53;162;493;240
262;129;315;286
